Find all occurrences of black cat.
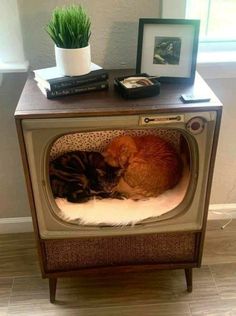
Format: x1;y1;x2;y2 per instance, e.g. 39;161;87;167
49;151;123;203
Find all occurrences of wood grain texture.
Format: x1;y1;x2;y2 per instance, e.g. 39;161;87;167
189;298;236;315
0;307;8;316
1;220;236;315
8;303;191;316
0;233;39;278
203;219;236;265
14;71;222;119
0;278;13;307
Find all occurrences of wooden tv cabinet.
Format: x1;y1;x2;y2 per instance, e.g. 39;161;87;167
14;70;222;303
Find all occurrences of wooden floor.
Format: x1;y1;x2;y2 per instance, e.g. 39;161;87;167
1;219;236;315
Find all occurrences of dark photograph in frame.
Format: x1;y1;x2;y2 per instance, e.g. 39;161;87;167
153;36;182;65
136;19;200;83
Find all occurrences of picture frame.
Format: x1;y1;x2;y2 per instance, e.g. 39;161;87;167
136;19;200;83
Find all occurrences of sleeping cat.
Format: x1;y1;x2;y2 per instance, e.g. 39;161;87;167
49;151;123;203
102;135;183;199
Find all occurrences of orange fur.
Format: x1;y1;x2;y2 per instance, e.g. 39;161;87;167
103;135;183;199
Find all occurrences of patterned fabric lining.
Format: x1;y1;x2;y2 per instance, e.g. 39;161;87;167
50;128;181;160
49;128;188;226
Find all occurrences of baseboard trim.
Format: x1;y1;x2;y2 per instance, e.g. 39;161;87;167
0;203;236;234
208;203;236;219
0;217;33;234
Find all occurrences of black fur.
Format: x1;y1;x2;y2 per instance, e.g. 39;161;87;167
49;151;123;203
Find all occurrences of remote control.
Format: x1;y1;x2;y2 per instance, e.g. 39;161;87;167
180;94;211;103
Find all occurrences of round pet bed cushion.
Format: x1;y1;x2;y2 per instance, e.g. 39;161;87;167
50;128;189;226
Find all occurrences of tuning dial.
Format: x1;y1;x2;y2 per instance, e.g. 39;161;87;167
186;117;205;134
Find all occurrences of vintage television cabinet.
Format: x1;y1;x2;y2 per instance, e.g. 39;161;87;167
15;70;222;302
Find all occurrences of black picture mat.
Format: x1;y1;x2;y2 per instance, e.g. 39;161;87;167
136;19;200;84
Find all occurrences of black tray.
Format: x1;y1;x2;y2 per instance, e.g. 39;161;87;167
114;73;160;99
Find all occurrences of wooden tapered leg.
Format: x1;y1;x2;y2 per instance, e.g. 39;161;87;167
49;278;57;303
185;268;193;292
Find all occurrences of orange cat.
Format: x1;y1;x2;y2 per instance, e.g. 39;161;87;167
102;135;183;199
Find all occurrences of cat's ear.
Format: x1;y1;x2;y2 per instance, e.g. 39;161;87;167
119;145;132;167
119;143;137;168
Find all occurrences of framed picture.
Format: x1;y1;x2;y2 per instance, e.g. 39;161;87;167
136;19;200;83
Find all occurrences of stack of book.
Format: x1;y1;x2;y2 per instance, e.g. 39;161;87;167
33;63;109;99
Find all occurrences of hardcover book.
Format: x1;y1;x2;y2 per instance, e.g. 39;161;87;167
34;63;108;91
37;80;109;99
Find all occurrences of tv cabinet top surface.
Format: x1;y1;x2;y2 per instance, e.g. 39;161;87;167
15;69;222;119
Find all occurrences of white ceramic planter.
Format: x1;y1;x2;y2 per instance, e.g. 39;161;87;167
55;44;91;76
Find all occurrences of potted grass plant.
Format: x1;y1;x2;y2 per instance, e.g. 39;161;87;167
46;5;91;76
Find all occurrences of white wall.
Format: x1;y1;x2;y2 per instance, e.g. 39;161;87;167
0;0;25;63
0;73;30;219
203;77;236;204
18;0;161;70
